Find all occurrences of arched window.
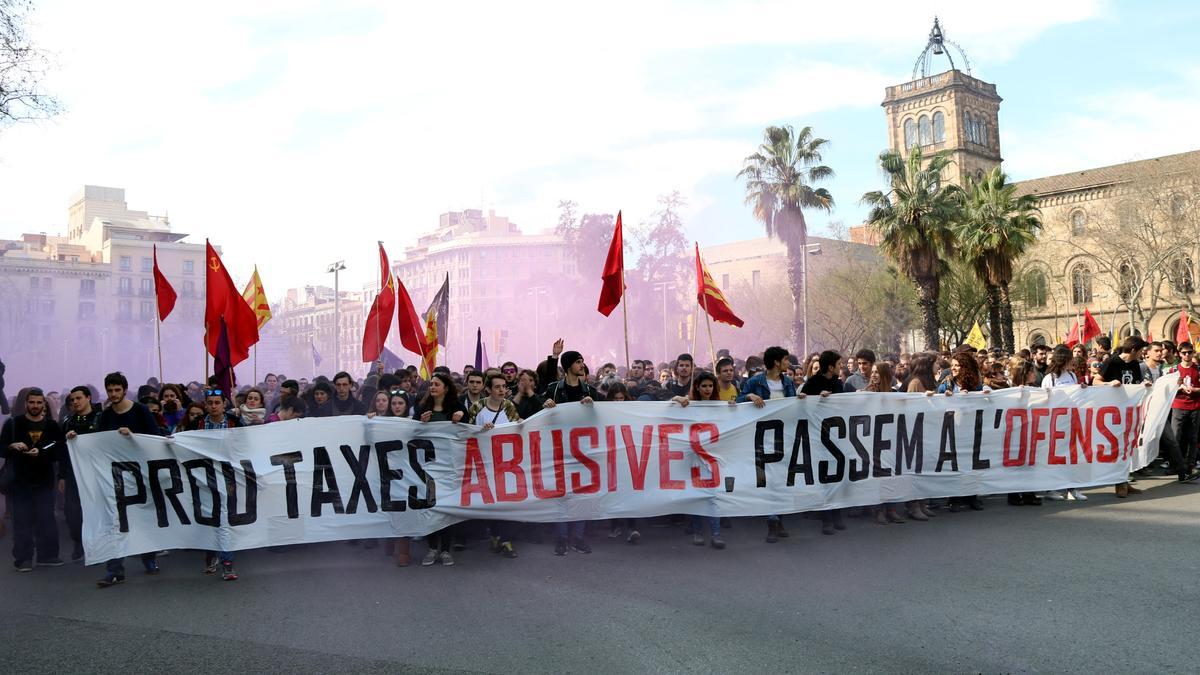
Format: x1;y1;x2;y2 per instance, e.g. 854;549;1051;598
904;119;917;148
1117;260;1139;301
978;119;988;146
963;112;973;143
1071;264;1092;305
1028;332;1048;347
1024;270;1048;308
1069;209;1087;235
932;111;945;142
1170;256;1195;295
918;115;932;145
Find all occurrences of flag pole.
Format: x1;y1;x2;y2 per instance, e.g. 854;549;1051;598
620;270;631;373
156;314;164;384
253;343;258;385
690;301;699;357
701;290;718;371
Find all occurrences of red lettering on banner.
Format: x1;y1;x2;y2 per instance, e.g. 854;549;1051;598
460;438;495;506
491;433;527;503
620;425;654;490
605;426;618;492
1027;408;1049;466
1047;407;1068;465
569;427;601;494
1121;405;1140;461
529;431;565;500
1069;407;1094;463
658;423;685;490
1095;406;1120;463
1003;410;1027;467
689;423;721;489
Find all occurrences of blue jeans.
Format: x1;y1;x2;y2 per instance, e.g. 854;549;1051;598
555;521;585;541
691;515;720;537
106;552;157;576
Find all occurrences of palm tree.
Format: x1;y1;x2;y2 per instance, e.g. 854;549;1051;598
861;147;962;350
737;125;834;351
956;167;1042;353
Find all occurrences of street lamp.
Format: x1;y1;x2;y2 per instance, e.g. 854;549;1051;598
802;243;822;357
327;260;346;373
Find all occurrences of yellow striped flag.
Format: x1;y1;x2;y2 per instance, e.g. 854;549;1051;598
241;266;272;330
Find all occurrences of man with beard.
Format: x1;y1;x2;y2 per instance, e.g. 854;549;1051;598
2;388;66;571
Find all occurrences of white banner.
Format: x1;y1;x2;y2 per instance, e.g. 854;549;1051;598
71;383;1161;564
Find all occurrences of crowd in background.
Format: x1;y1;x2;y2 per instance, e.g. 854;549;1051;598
3;333;1196;585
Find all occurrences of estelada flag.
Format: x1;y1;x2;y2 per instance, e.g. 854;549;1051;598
964;321;987;350
362;242;396;363
204;240;259;366
152;244;177;321
240;266;272;330
694;243;743;327
597;211;624;316
418;274;449;378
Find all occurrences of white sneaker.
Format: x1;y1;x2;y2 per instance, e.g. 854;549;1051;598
1044;490;1066;501
438;551;455;566
421;549;438;566
1069;489;1088;501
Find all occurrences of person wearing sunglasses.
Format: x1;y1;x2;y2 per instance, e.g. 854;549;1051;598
499;362;520;396
1167;342;1200;483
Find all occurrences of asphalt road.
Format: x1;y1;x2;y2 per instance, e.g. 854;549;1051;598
1;476;1198;674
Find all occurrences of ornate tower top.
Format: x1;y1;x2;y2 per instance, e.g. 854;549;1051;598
912;17;972;79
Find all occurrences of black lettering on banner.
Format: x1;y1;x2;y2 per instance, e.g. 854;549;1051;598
895;413;924;475
935;411;958;473
788;419;814;486
111;461;146;534
847;415;871;482
872;414;894;478
270;451;303;519
754;420;785;488
310;446;345;517
407;439;436;509
340;444;378;514
182;458;221;527
971;409;990;471
818;418;846;484
148;458;191;528
221;460;258;526
375;440;407;512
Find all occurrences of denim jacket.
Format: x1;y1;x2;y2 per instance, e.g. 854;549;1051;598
736;372;797;402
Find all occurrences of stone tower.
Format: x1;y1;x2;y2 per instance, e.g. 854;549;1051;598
881;18;1002;187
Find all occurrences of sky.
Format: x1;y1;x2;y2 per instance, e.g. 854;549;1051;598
1;0;1198;293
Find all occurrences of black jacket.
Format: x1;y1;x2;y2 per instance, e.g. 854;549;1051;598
2;415;65;487
544;378;601;404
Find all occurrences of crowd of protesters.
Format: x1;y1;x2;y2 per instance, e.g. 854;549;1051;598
2;333;1196;586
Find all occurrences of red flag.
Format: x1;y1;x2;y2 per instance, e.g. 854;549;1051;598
212;318;237;397
695;243;744;327
362;242;397;362
204;240;259;367
1080;308;1102;345
597;211;624;316
1065;320;1080;348
395;275;433;363
152;244;177;321
1177;310;1190;345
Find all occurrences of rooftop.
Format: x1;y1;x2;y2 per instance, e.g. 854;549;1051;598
1015;149;1200;198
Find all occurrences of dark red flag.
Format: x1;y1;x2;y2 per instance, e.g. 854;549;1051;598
152;244;177;321
362;242;397;363
395;275;433;363
1080;308;1102;345
212;318;237;398
204;240;259;367
597;211;624;317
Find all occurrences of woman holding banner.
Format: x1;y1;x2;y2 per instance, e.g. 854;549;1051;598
415;373;464;566
671;371;731;549
867;364;908;525
936;353;986;512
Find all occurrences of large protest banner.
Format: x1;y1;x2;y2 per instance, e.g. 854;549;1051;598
71;383;1161;564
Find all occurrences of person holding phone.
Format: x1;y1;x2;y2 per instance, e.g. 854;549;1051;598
2;387;66;572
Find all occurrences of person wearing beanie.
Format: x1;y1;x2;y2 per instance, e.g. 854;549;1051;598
541;342;601;556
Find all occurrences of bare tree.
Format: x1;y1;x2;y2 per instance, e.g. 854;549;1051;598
1;0;61;129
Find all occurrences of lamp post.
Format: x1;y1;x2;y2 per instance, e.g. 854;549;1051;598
802;243;822;357
327;260;346;373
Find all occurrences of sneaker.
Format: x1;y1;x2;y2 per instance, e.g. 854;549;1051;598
1068;488;1088;501
489;536;501;554
96;573;124;587
711;536;726;550
692;533;705;546
1044;490;1066;501
608;526;624;538
570;539;592;554
71;545;85;563
221;562;238;581
554;539;567;556
37;558;64;567
500;542;518;559
438;551;455;566
14;560;33;572
626;530;641;544
143;560;160;575
421;549;438;566
1180;470;1200;483
203;555;218;574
